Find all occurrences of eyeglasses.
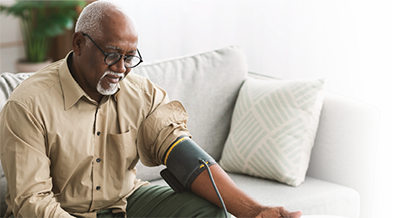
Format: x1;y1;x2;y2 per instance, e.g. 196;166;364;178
82;33;143;68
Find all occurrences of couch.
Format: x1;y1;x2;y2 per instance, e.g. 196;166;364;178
0;46;380;218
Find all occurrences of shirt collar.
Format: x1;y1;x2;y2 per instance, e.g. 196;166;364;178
59;51;121;110
59;51;87;110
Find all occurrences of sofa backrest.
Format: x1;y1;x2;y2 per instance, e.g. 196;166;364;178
0;73;32;111
134;46;247;158
132;46;248;180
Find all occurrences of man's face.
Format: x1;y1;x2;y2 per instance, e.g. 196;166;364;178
76;12;138;99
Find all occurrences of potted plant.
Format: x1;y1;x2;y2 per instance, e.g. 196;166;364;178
0;0;87;72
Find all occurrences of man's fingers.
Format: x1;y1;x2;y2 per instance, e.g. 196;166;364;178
279;207;302;218
257;206;302;218
289;211;303;218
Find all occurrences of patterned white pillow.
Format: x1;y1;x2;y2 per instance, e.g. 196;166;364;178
219;78;325;186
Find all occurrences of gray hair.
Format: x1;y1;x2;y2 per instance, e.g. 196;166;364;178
75;1;122;46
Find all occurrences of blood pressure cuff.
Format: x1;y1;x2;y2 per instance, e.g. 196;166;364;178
161;136;216;192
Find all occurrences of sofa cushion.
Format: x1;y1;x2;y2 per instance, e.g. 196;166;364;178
150;174;360;218
229;174;359;218
132;46;248;181
219;78;325;186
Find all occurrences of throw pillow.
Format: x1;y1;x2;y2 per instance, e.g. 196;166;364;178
219;77;325;186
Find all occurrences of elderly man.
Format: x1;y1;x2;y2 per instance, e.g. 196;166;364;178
0;1;302;218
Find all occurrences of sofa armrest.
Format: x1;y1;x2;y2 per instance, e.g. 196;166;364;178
307;91;380;218
249;73;386;218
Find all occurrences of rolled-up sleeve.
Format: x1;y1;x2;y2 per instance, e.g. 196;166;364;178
0;101;73;218
137;99;191;167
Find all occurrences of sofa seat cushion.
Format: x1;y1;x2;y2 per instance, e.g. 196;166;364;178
149;173;359;218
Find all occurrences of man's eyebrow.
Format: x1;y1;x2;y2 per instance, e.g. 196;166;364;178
105;45;136;54
105;45;122;51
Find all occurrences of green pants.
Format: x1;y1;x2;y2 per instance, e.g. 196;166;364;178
97;185;226;218
9;185;225;218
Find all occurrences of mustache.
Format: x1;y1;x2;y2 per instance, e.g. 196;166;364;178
100;71;125;81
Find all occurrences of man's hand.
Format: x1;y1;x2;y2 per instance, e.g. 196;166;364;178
255;206;302;218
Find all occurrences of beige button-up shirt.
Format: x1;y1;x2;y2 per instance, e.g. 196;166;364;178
0;53;190;217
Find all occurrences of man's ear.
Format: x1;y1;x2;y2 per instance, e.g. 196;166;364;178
72;32;84;56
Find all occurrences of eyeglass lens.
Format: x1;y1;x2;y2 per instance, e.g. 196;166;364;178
105;52;141;68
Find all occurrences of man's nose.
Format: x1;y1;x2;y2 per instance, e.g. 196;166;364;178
110;57;126;74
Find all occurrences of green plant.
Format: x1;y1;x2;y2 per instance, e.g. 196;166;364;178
0;0;87;63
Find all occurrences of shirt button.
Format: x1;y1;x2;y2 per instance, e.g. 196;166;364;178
96;158;101;163
97;131;101;136
96;186;101;190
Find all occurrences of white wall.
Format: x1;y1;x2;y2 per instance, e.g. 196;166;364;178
0;0;24;73
0;0;398;217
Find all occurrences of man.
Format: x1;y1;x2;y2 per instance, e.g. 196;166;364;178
0;1;302;218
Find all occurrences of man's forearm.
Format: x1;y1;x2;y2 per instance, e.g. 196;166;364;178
190;164;263;217
9;194;74;218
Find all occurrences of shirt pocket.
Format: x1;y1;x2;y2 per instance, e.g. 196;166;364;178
107;129;138;180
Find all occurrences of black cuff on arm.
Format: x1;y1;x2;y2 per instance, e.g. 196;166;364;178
162;136;216;190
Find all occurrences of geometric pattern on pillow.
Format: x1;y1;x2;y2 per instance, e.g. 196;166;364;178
219;78;325;186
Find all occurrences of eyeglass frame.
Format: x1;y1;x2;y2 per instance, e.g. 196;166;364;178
81;32;143;68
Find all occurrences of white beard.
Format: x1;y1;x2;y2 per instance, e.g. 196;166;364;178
97;71;124;95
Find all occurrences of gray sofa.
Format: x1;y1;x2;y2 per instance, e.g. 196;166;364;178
0;46;380;218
